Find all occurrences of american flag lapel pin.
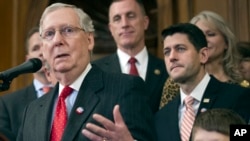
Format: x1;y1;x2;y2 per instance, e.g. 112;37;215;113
203;98;210;103
76;107;84;115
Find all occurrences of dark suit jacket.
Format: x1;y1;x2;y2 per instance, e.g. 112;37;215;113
0;84;37;141
154;76;250;141
92;53;168;113
17;65;155;141
0;128;15;141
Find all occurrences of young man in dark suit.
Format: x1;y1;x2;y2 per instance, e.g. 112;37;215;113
81;23;250;141
0;27;54;141
154;23;250;141
92;0;168;114
17;3;155;141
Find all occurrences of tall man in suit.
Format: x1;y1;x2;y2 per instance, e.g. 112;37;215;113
154;23;250;141
17;3;155;141
0;27;54;140
92;0;168;113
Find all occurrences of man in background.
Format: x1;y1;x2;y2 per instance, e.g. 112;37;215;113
0;27;54;140
92;0;167;113
154;23;250;141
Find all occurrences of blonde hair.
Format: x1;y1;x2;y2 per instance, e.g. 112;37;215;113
190;11;242;83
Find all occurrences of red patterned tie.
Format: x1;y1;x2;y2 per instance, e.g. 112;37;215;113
50;86;73;141
128;57;139;76
180;96;195;141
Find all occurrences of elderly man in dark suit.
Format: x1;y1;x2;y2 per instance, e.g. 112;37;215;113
0;27;54;141
92;0;168;114
17;3;155;141
154;23;250;141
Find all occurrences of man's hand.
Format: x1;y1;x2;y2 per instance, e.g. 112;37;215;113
82;105;134;141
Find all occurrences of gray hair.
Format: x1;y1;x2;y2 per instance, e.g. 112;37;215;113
39;3;94;34
190;10;242;83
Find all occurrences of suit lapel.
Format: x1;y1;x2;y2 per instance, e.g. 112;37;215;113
197;76;221;115
62;66;103;141
170;94;182;141
35;85;59;141
145;54;164;92
104;53;122;73
26;84;38;99
156;94;181;141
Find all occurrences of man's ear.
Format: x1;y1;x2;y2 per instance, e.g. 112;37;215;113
144;16;149;30
108;23;115;37
87;32;95;51
25;55;30;61
200;47;209;64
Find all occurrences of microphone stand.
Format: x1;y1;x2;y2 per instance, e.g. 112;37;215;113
0;77;12;92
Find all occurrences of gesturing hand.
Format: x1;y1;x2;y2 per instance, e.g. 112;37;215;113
82;105;134;141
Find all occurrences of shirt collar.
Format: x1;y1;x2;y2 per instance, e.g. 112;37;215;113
33;79;53;91
58;63;92;95
117;47;148;67
180;73;210;105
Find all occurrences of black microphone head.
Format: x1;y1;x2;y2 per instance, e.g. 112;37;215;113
0;58;43;91
0;58;42;81
29;58;43;72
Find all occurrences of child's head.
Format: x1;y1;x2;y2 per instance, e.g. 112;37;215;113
192;109;246;141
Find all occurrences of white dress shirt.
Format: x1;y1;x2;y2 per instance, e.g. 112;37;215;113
33;79;53;98
56;63;92;117
178;73;210;128
117;47;148;81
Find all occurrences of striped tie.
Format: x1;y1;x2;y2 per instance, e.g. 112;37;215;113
180;96;195;141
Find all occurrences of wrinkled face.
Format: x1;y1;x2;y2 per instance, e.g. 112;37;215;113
239;58;250;81
108;0;149;49
163;33;207;83
26;32;45;72
193;128;229;141
41;8;94;74
195;20;227;63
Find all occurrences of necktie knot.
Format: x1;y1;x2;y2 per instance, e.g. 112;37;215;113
60;86;73;99
184;96;194;106
128;57;137;64
128;57;139;76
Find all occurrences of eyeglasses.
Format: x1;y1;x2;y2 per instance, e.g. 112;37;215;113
40;25;84;41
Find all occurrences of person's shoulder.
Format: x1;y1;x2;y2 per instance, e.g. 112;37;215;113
217;78;248;90
104;69;143;82
92;65;144;85
1;84;33;100
155;95;180;116
148;53;165;63
92;53;117;64
209;76;250;95
148;53;166;70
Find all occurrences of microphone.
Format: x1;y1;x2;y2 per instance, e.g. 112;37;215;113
0;58;42;81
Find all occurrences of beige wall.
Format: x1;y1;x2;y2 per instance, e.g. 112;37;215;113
0;0;48;95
